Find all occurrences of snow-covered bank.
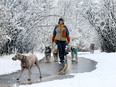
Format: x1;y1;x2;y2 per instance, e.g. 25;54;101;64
0;52;44;76
18;51;116;87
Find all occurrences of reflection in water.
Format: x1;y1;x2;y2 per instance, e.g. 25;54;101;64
67;57;97;74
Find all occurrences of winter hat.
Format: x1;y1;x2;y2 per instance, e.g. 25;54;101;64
58;18;64;24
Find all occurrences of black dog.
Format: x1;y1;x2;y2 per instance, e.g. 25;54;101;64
45;46;51;63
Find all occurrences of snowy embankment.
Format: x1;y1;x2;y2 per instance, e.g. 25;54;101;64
0;52;44;76
18;51;116;87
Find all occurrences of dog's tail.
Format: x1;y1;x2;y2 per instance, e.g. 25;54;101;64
35;58;42;80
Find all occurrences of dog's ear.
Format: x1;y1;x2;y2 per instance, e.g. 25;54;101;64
18;54;24;60
14;53;21;60
45;46;48;49
21;55;26;62
48;46;51;48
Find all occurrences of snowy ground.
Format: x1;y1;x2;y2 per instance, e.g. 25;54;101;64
14;51;116;87
0;52;44;76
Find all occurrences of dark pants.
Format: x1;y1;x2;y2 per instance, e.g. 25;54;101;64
56;40;66;61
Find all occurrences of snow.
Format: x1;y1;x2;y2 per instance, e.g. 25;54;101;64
0;52;44;76
0;51;116;87
5;35;11;41
16;50;116;87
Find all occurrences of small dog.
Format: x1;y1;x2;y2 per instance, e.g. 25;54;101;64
53;46;58;62
71;45;78;63
45;46;51;63
65;45;71;55
12;53;42;81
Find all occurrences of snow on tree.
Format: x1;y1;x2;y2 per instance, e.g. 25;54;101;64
0;0;57;54
80;0;116;52
1;0;110;55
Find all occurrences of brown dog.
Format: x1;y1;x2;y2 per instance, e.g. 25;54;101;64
53;48;58;62
12;53;42;81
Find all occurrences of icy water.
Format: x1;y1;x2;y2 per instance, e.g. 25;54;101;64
0;57;97;87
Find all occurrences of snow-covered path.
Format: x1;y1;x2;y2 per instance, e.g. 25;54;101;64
17;51;116;87
0;53;97;87
0;51;116;87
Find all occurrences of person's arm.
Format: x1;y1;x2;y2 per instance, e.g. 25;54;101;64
65;26;70;43
52;26;57;43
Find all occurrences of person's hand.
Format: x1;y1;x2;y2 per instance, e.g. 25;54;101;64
67;36;70;43
55;40;57;44
52;35;55;43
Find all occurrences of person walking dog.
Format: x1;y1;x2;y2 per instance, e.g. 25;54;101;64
52;18;70;63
